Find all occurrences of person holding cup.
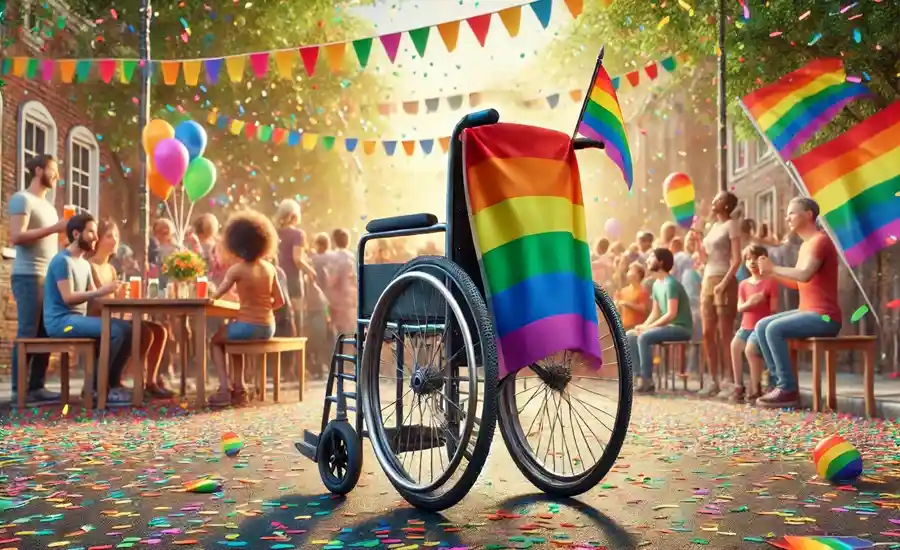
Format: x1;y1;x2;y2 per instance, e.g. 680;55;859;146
43;213;134;406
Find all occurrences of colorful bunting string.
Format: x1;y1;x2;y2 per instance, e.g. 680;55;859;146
0;0;596;85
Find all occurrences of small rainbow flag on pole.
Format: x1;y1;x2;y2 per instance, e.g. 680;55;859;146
791;101;900;267
742;58;869;158
574;49;633;189
463;122;602;377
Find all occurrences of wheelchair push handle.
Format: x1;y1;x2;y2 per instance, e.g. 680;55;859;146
573;137;605;151
463;108;500;128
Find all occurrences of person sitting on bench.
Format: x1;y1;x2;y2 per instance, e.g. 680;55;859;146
754;197;841;409
43;213;133;405
626;248;694;394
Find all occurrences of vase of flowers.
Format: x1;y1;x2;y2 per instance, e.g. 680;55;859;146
162;250;206;299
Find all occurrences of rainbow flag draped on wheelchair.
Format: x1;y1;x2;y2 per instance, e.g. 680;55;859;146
461;122;603;378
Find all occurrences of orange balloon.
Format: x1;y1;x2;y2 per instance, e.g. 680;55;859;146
142;119;175;156
148;171;173;200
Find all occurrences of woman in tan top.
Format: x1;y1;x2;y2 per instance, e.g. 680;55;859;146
688;191;742;398
89;219;172;398
209;210;285;407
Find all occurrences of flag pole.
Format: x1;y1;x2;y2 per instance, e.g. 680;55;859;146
571;46;605;141
737;100;881;328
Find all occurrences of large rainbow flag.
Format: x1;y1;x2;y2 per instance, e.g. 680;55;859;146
792;101;900;267
462;122;602;377
742;58;869;158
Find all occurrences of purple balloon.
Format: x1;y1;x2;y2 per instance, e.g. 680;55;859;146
604;218;621;240
153;138;190;185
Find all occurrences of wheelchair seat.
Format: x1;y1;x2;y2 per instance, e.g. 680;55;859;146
366;213;439;234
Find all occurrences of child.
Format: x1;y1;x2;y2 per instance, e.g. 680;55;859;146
614;262;650;331
725;244;779;403
208;211;285;407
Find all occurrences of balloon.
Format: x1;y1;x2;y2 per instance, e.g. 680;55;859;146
148;172;174;200
142;119;175;156
663;172;696;229
183;157;217;202
604;218;621;240
153;139;190;185
174;120;208;160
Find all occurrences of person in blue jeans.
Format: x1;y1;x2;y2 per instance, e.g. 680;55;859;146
627;248;694;394
754;197;842;409
43;213;134;405
8;154;69;404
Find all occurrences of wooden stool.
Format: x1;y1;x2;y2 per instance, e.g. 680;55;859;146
15;338;97;409
789;336;877;417
655;341;702;390
224;337;308;402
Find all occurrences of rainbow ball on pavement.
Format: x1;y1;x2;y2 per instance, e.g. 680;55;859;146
222;432;243;457
813;434;863;483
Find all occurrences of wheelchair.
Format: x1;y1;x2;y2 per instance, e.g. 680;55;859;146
295;109;633;511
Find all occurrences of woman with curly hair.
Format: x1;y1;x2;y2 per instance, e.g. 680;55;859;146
208;210;286;407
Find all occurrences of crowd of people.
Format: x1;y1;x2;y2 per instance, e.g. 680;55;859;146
9;154;842;411
598;191;841;408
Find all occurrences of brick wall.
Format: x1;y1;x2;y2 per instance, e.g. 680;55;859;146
0;75;136;376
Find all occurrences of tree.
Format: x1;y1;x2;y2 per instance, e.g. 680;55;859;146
554;0;899;142
57;0;388;231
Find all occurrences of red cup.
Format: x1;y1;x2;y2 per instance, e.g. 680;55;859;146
129;277;142;299
196;277;208;299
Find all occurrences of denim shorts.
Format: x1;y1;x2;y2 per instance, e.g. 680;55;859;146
227;321;275;341
735;327;759;347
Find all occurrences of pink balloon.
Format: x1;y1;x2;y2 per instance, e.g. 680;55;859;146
153;138;190;185
604;218;621;240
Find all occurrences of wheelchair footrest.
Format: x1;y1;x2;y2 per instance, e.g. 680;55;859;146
294;430;320;462
384;425;447;453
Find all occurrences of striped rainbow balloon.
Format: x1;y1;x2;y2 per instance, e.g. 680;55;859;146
663;172;696;229
813;434;863;482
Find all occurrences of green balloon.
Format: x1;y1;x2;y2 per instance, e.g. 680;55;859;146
183;157;217;202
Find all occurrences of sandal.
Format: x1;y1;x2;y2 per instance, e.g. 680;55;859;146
231;388;250;406
208;388;233;408
146;384;175;399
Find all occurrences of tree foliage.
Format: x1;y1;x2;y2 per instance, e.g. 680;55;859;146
556;0;899;142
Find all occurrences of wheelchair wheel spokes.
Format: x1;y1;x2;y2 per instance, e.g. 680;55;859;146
361;256;498;511
498;284;633;497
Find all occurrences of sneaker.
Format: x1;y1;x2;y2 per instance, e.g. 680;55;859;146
727;386;746;404
107;387;133;407
26;388;61;405
635;380;655;394
755;388;799;409
697;383;720;398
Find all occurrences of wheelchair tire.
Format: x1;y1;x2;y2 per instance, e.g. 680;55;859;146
360;255;498;511
317;420;363;496
497;283;633;498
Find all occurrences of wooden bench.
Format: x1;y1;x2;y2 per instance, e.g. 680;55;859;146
789;336;877;417
654;341;704;391
15;338;96;410
224;337;308;403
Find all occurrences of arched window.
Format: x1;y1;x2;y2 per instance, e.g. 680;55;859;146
18;101;59;196
67;126;100;214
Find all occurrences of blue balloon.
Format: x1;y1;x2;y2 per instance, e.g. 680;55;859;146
174;120;208;160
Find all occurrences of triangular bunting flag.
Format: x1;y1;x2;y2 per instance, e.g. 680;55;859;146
363;140;377;155
564;0;583;17
183;60;202;85
660;56;677;72
161;61;180;85
530;0;553;29
437;21;460;52
299;47;319;77
625;70;640;87
288;131;301;146
498;6;522;37
59;60;77;82
74;60;92;83
466;14;492;47
321;135;336;151
207;110;218;125
249;52;270;79
345;138;359;152
447;95;463;110
325;43;346;73
119;60;137;83
401;140;416;156
402;101;419;115
611;76;620;89
469;92;482;107
204;58;223;84
272;128;287;144
274;50;294;79
245;123;258;140
353;38;373;69
301;132;318;151
41;59;54;81
25;59;37;80
408;27;430;57
11;57;27;77
98;59;116;83
216;115;228;130
259;125;273;143
420;139;434;155
377;103;394;116
568;89;583;102
225;56;246;82
425;98;441;113
229;120;245;135
438;136;451;153
546;93;560;109
645;62;659;80
380;33;402;63
383;140;398;156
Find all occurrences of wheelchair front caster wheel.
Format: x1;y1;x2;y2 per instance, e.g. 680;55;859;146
317;420;363;495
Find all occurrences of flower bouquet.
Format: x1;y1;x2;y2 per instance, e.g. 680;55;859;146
162;250;207;298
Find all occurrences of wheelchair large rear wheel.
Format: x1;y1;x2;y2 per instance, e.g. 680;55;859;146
360;256;498;511
497;283;632;497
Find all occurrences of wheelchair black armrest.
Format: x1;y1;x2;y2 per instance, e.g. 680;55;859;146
573;137;605;150
365;213;440;234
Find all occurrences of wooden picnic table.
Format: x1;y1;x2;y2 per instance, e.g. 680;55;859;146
96;298;240;409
